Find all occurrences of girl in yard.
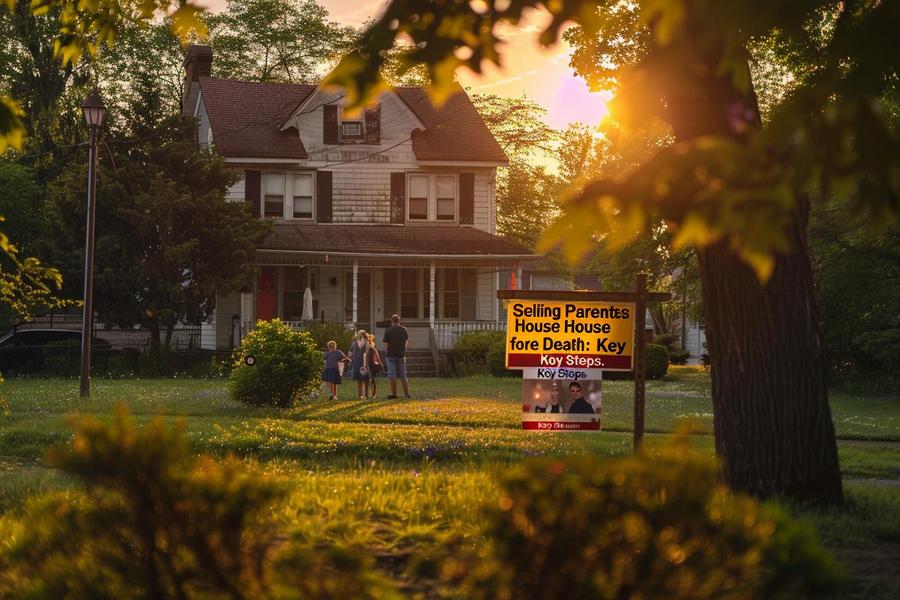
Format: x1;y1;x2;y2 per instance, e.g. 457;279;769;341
347;330;370;400
322;341;350;401
366;333;383;399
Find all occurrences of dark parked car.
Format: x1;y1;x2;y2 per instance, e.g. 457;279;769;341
0;329;111;376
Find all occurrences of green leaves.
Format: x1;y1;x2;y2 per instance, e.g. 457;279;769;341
0;97;24;153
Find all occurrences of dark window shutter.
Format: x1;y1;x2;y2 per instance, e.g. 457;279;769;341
459;172;475;225
245;169;261;217
323;104;338;145
390;172;405;224
364;103;381;144
316;170;333;223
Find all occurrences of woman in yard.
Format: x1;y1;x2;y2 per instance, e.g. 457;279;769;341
366;333;383;399
347;330;371;400
322;340;350;401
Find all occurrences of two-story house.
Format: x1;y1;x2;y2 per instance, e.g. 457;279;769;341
181;45;537;358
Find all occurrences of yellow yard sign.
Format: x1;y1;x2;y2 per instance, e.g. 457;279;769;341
505;299;635;371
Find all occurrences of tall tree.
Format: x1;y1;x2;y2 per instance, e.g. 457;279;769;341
471;93;560;248
330;0;900;505
205;0;354;83
44;106;269;345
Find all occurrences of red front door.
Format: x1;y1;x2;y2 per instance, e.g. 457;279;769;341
256;268;276;321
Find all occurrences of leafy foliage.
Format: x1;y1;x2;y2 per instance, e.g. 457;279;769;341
330;0;900;279
0;0;206;149
230;319;323;408
205;0;354;83
0;407;396;599
446;436;845;599
453;330;505;375
43;114;269;342
645;343;669;380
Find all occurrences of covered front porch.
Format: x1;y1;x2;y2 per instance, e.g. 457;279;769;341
244;253;522;350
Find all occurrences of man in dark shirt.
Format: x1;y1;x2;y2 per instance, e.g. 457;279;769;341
382;313;410;399
567;382;595;414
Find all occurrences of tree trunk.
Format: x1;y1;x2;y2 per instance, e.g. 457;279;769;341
697;202;843;504
667;49;843;505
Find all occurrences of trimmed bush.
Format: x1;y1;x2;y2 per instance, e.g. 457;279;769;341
448;435;845;599
669;348;690;365
486;338;518;377
229;319;323;407
303;320;354;351
646;343;669;379
0;408;394;599
454;330;506;374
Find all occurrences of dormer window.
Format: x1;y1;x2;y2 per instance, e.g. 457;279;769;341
341;120;363;140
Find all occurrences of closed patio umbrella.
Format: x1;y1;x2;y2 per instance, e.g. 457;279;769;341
302;286;314;321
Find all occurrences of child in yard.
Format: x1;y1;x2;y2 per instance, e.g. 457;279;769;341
322;340;350;401
366;334;383;399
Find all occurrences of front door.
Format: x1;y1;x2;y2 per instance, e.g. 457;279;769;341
345;272;373;332
256;268;277;321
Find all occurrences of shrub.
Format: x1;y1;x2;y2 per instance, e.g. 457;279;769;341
486;338;518;377
646;343;669;379
229;319;323;408
455;330;506;374
138;344;179;377
669;348;690;365
448;435;844;599
43;339;109;378
303;320;354;351
0;408;394;599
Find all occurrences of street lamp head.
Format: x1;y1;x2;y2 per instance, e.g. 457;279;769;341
81;89;107;129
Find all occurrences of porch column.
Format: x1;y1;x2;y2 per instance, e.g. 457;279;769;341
429;261;436;326
493;270;500;322
352;260;359;326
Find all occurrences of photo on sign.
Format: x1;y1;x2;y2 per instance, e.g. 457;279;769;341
521;376;602;431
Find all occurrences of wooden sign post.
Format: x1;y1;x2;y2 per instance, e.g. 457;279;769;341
498;273;670;453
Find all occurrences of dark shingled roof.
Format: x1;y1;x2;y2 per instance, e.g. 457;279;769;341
191;75;507;163
198;77;315;159
395;84;508;163
258;223;534;256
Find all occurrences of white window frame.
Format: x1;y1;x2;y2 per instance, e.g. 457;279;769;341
406;172;459;223
291;173;315;220
258;170;317;220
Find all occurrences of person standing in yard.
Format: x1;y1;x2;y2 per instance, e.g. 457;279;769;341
366;333;383;399
322;341;350;401
347;330;371;400
383;314;410;399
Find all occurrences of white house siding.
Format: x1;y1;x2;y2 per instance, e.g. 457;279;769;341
682;320;707;364
214;292;241;350
200;319;216;350
225;174;245;203
476;269;495;321
275;89;498;233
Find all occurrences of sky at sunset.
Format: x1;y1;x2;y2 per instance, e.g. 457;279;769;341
200;0;611;131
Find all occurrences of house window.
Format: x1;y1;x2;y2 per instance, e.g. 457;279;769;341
263;173;285;218
341;120;363;140
440;269;477;320
436;175;456;221
292;174;313;219
383;268;429;319
408;174;429;220
407;173;458;222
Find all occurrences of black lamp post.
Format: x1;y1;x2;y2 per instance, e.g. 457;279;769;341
79;89;106;398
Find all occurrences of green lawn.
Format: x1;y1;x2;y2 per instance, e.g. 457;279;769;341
1;370;899;597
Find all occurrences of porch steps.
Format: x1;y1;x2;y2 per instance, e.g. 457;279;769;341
400;350;437;378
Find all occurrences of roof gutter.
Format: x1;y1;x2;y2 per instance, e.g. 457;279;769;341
256;248;539;260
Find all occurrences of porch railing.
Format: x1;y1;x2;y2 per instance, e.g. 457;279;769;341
432;321;506;351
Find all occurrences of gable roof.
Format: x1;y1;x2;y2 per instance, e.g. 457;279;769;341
395;84;508;163
258;223;533;257
197;77;315;159
191;76;507;164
